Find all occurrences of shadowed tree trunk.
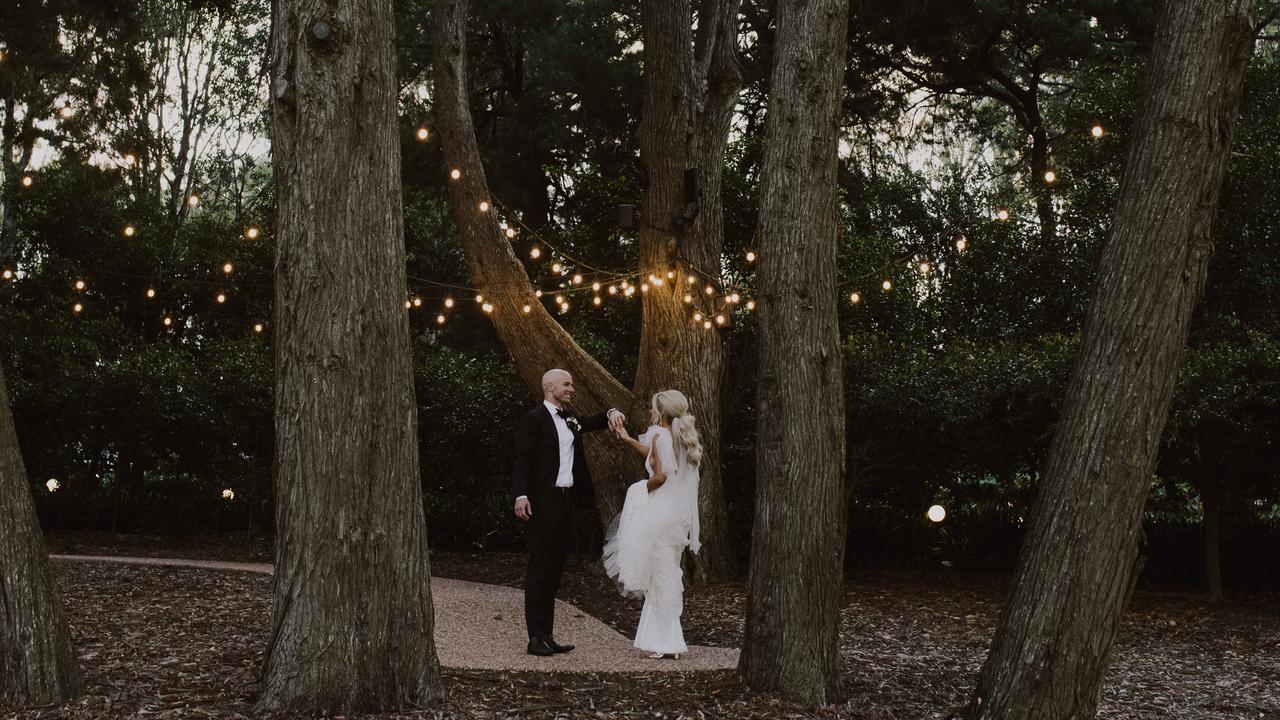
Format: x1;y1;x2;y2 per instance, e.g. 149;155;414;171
256;0;443;714
632;0;742;584
1199;474;1226;603
739;0;849;706
0;367;82;710
964;1;1257;718
433;0;742;582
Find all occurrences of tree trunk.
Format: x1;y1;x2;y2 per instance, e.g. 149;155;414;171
257;0;443;714
739;0;849;706
632;0;742;584
1201;477;1225;604
964;2;1257;718
0;367;83;709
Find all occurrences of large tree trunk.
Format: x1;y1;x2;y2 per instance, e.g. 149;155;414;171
964;2;1257;718
0;367;83;709
632;0;742;584
739;0;849;706
432;0;743;571
257;0;443;714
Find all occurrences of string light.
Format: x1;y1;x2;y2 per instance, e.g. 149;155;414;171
1091;125;1104;138
535;290;543;298
728;293;740;304
20;176;32;187
146;288;156;298
223;262;234;274
746;300;756;311
687;275;697;285
624;286;635;297
704;285;715;295
559;302;570;313
746;251;756;263
254;323;264;333
450;168;462;180
591;282;601;291
919;261;931;274
927;505;947;523
850;292;861;304
2;269;12;281
715;314;726;326
996;209;1010;221
505;227;516;239
1043;170;1057;184
187;194;200;207
59;103;74;119
404;300;412;309
444;297;455;308
683;293;693;303
73;302;83;313
522;304;532;314
530;246;541;259
416;127;430;141
123;225;136;237
572;274;583;285
163;316;173;327
608;285;618;295
436;314;446;324
956;237;967;252
245;226;261;240
552;263;563;274
482;302;493;313
882;279;893;291
74;279;86;291
124;153;136;166
46;479;60;492
693;312;703;321
222;488;235;500
412;297;423;308
666;270;675;280
593;296;602;306
478;200;490;212
216;293;226;304
702;320;712;330
475;293;484;303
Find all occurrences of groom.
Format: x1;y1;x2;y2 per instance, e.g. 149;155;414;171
511;368;624;656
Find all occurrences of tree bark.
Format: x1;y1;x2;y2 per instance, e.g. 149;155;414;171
632;0;743;584
739;0;849;706
1201;476;1225;603
257;0;443;714
964;2;1257;718
0;366;83;710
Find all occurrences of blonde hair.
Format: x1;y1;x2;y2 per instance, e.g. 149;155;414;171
653;389;702;467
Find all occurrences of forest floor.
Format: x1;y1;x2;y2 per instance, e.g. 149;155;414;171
13;531;1279;720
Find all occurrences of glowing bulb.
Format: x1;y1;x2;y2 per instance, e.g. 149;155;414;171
412;297;422;307
746;300;756;310
47;479;60;492
1043;170;1057;184
146;288;156;298
222;488;235;500
450;168;461;180
554;294;564;304
572;274;583;285
693;312;703;321
2;269;12;280
996;209;1010;221
956;238;967;252
530;246;542;259
705;285;715;295
20;176;32;187
505;227;516;239
522;304;532;314
882;279;893;291
187;194;199;207
444;297;455;308
624;286;635;297
216;293;226;304
850;292;861;304
163;317;173;327
551;263;563;274
436;314;446;324
124;154;137;166
416;126;430;141
559;302;570;313
74;279;86;291
641;284;649;293
593;296;602;306
478;200;490;212
652;276;664;286
245;226;260;240
683;293;693;303
404;300;412;309
73;302;83;313
223;262;234;274
927;505;946;523
591;282;601;291
919;261;931;274
475;293;484;303
666;271;675;279
608;286;618;295
1091;125;1104;138
729;293;741;304
715;314;726;325
124;225;136;237
482;302;493;313
687;275;697;285
254;323;264;333
60;103;74;118
703;320;712;330
746;251;756;262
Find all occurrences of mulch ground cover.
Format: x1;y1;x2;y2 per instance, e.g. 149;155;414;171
15;533;1279;719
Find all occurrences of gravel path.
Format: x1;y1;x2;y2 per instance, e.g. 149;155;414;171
50;554;739;674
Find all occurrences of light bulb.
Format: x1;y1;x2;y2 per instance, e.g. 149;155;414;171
1;269;12;280
188;194;199;207
444;297;455;308
927;505;946;523
254;323;264;333
482;302;493;313
850;292;861;304
882;279;892;291
552;263;563;274
75;280;86;290
21;176;32;187
222;488;235;500
1091;125;1104;138
163;317;173;326
450;168;461;180
593;296;602;306
478;200;490;212
530;247;541;259
522;304;532;314
416;126;429;141
746;251;756;262
47;479;60;492
412;297;422;307
73;302;83;313
919;261;930;274
996;209;1010;221
693;312;703;321
245;227;261;240
436;314;446;324
223;262;234;274
146;288;156;298
1043;170;1056;184
746;300;756;310
505;227;516;239
572;274;583;285
956;238;967;252
124;225;136;237
216;293;226;303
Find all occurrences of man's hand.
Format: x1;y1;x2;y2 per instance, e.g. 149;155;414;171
514;497;533;521
607;408;626;434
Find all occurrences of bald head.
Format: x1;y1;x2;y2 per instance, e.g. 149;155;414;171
542;369;575;407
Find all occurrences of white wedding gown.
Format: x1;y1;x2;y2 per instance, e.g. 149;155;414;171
601;425;700;655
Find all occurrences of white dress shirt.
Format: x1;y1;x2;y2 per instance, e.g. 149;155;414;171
545;400;576;488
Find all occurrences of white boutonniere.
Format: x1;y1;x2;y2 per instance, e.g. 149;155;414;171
564;415;582;433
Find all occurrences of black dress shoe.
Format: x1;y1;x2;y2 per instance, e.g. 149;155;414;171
526;637;555;656
548;637;575;653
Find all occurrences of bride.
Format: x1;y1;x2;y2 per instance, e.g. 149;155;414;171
602;389;701;659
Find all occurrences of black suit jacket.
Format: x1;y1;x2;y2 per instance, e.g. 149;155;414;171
510;404;610;507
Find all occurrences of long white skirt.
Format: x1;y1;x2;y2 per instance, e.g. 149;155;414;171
602;480;689;654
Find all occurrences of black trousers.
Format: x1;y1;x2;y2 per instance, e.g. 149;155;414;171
524;486;574;639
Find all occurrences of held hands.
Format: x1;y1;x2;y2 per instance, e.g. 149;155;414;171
514;497;532;521
607;408;626;434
